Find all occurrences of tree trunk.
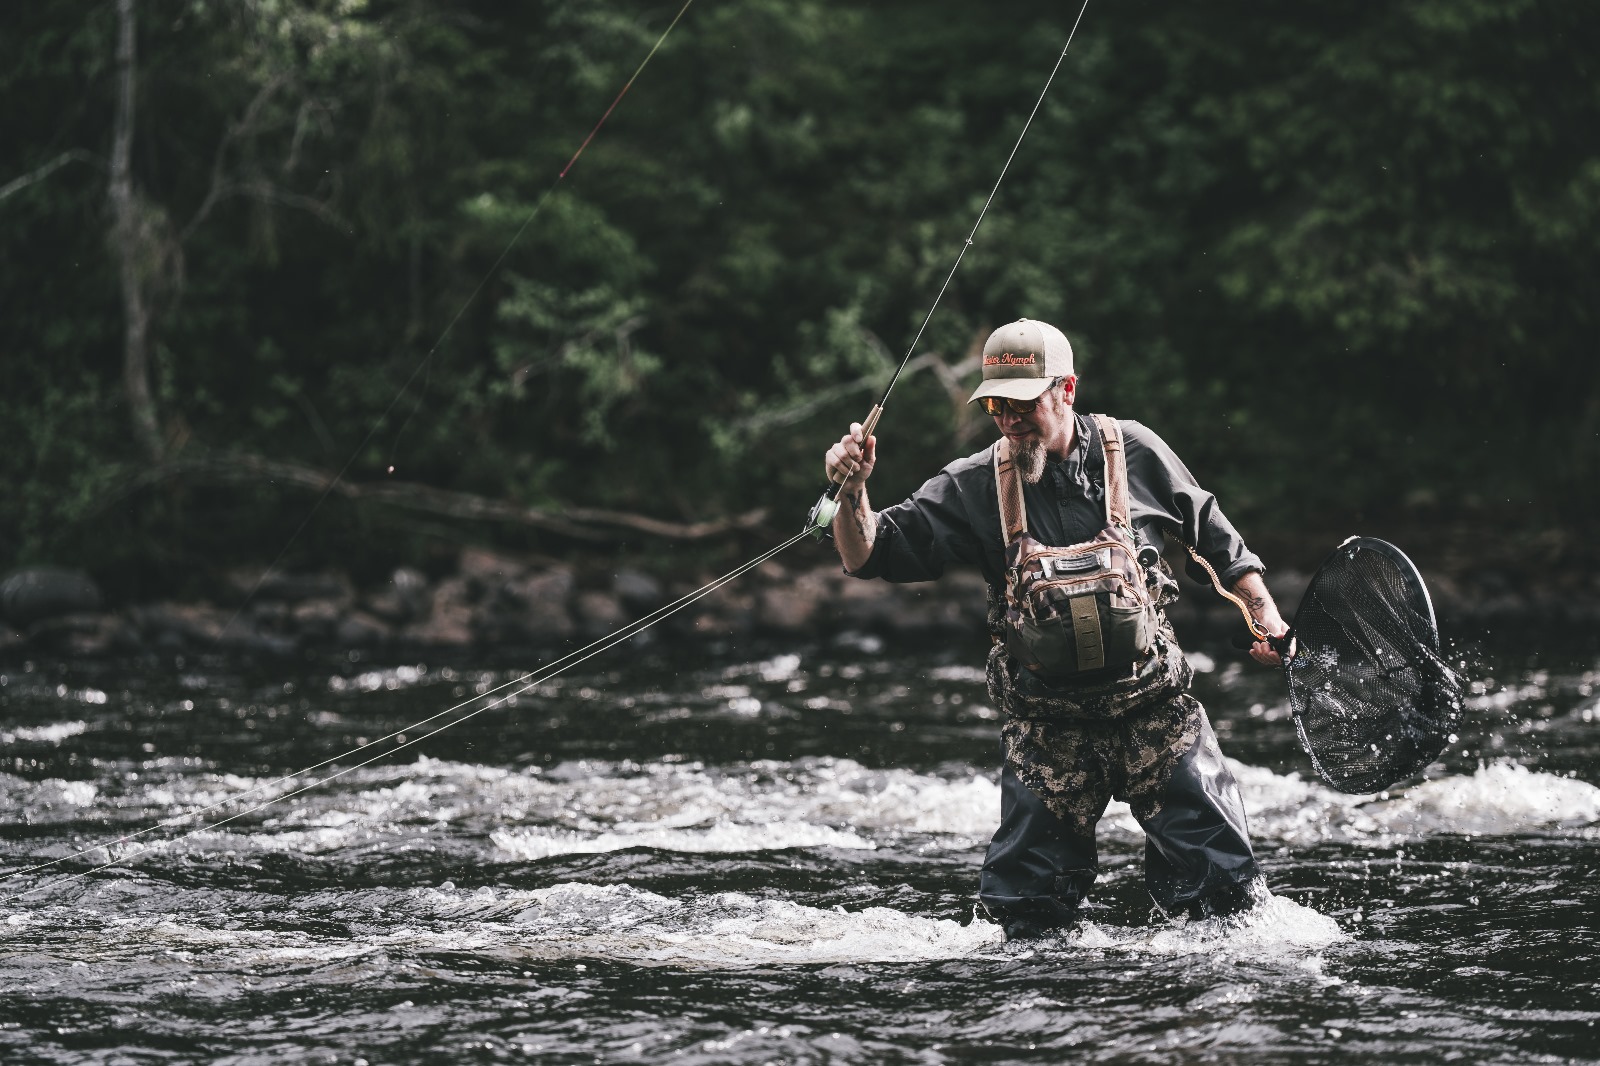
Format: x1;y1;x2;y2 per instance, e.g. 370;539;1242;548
109;0;163;461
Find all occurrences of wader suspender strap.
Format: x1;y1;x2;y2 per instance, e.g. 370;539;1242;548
1093;414;1130;532
994;438;1028;546
993;416;1129;546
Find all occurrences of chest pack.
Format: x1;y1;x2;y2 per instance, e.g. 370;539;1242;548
995;414;1162;679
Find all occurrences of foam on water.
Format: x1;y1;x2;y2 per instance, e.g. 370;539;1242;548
8;745;1594;875
1362;760;1600;835
3;884;1003;971
1;720;90;744
413;881;1344;971
325;663;434;694
491;821;874;859
1;882;1346;979
1235;758;1600;843
0;772;98;821
1074;889;1345;960
476;881;1004;967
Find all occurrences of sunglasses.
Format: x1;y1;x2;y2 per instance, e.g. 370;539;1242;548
977;379;1061;417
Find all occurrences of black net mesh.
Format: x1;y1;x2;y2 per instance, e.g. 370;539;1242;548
1284;538;1464;794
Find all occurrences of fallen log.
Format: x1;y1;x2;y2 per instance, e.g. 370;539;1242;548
102;451;768;542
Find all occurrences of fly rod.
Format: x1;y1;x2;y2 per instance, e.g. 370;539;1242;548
804;0;1092;539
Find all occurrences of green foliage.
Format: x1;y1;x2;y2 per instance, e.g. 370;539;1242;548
0;0;1594;585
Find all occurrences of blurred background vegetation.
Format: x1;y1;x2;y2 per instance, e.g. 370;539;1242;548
2;0;1596;599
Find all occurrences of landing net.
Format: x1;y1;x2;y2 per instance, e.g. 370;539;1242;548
1284;537;1464;794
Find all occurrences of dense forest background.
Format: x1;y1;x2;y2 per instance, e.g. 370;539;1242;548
3;0;1596;599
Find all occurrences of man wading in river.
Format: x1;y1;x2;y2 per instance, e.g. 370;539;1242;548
824;318;1290;939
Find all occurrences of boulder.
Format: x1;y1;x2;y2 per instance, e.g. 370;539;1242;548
336;610;392;646
613;568;664;612
130;602;228;645
290;597;345;639
690;582;757;637
1;568;101;628
756;585;819;634
502;568;576;641
574;589;627;639
128;602;297;655
225;568;351;605
459;546;527;594
365;567;431;624
400;577;473;647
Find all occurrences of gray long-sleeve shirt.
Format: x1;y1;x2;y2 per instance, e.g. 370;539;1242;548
848;411;1263;591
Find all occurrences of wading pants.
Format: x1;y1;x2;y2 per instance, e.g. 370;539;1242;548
978;650;1261;934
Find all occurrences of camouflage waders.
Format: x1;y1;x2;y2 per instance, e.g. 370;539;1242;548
979;596;1262;936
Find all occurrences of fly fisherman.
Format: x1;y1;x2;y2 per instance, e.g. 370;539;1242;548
823;318;1290;940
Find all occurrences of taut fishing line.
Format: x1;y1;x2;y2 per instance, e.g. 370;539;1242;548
1;530;811;904
214;0;697;646
6;0;698;894
6;2;1098;902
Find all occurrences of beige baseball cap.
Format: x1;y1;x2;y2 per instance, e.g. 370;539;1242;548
968;319;1075;403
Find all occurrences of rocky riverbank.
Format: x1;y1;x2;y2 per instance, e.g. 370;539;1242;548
3;540;1595;659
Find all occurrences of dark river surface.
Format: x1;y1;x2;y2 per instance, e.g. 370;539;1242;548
2;625;1598;1064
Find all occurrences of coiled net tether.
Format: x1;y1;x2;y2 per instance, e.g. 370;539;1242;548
1275;537;1465;794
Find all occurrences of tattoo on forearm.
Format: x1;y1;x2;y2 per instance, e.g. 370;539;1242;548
1243;592;1267;614
844;491;876;542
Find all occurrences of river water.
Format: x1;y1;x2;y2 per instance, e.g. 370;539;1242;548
2;629;1598;1064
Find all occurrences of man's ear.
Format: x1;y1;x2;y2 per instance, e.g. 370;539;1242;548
1060;375;1078;405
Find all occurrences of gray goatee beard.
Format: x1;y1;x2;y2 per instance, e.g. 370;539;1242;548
1015;437;1048;485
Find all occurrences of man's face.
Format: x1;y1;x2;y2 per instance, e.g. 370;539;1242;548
990;377;1077;458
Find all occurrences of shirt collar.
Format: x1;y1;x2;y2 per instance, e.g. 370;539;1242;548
1050;410;1093;481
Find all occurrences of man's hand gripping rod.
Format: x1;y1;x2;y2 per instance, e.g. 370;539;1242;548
804;405;882;540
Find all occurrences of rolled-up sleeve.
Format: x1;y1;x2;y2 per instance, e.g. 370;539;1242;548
848;467;987;583
1121;421;1263;588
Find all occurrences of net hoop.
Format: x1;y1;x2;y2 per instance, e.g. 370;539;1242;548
1283;535;1462;795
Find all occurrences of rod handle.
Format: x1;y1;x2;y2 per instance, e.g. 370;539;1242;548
807;404;884;538
824;404;884;499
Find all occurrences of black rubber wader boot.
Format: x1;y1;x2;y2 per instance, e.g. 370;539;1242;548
979;763;1099;940
979;709;1262;937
